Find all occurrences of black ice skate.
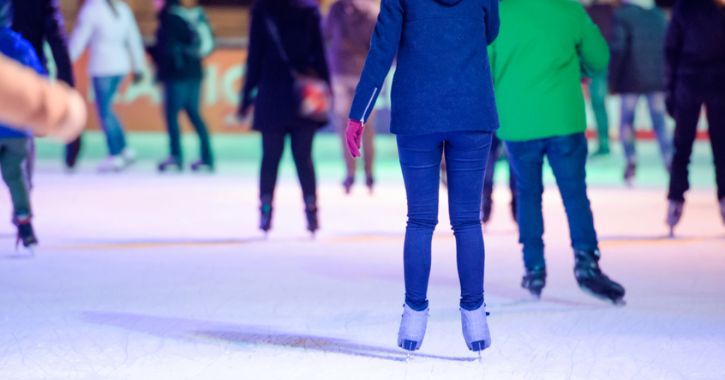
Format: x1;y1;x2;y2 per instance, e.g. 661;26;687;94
304;196;319;235
342;176;354;195
190;160;214;173
16;220;38;252
667;200;684;237
623;162;636;187
260;198;273;234
574;249;626;306
521;266;546;299
157;156;183;172
365;176;375;194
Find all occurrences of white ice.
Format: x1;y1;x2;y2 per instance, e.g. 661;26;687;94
1;143;724;380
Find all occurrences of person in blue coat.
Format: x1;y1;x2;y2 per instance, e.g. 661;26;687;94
346;0;499;354
0;0;44;250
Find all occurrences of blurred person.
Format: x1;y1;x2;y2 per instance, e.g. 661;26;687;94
11;0;81;170
582;0;616;157
665;0;725;235
0;0;46;250
481;135;516;225
490;0;626;304
324;0;378;194
609;0;671;185
347;0;500;354
153;0;215;172
69;0;146;172
239;0;330;235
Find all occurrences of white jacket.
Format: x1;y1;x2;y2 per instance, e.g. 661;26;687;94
69;0;146;77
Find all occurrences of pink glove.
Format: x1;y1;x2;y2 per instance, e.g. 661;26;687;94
345;119;364;158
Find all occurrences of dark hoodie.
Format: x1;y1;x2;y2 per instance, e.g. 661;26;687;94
349;0;500;135
665;0;725;92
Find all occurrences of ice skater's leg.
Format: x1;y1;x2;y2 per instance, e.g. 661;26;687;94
396;133;444;311
444;131;492;311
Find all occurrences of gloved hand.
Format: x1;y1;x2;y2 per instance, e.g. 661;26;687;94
345;119;364;158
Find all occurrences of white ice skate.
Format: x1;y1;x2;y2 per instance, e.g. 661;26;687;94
460;305;492;357
397;304;428;355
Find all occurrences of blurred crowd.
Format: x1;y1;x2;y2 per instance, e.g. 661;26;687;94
0;0;723;256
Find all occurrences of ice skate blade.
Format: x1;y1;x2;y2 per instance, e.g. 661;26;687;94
468;340;488;353
579;285;626;307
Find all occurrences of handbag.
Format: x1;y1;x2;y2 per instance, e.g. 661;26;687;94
264;16;331;124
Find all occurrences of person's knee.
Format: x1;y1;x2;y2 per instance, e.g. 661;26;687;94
407;215;438;231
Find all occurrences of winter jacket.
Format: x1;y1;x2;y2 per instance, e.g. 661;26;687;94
11;0;75;86
240;0;331;131
665;0;725;95
489;0;609;142
609;2;667;93
349;0;500;135
153;5;214;82
0;55;86;142
324;0;378;78
69;0;146;77
0;27;44;138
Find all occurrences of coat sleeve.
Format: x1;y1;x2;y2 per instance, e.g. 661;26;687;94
607;10;626;91
68;3;95;62
348;0;403;123
485;0;500;46
125;6;147;74
664;6;683;96
577;5;610;79
43;0;75;86
239;5;266;114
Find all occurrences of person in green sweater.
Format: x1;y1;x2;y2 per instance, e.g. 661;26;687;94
489;0;626;304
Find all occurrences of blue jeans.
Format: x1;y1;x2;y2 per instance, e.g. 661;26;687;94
163;79;214;164
620;93;672;166
92;76;127;156
397;131;492;311
505;133;599;271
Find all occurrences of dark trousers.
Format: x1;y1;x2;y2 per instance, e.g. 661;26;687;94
482;134;516;211
260;127;317;201
505;133;599;271
163;79;214;164
397;131;492;311
0;138;31;222
668;78;725;202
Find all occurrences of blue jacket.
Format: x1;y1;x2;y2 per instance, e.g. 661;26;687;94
349;0;500;135
0;27;45;138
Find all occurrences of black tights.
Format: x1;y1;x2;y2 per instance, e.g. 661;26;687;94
260;128;317;201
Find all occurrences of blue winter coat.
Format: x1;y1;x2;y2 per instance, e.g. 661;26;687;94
0;27;45;138
349;0;500;135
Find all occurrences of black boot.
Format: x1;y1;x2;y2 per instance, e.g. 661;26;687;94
260;197;273;234
16;218;38;250
574;249;626;305
521;266;546;299
365;175;375;194
158;156;183;172
304;196;319;235
342;176;354;195
190;159;215;173
666;200;684;237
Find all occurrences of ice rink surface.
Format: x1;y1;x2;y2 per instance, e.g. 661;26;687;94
1;136;724;380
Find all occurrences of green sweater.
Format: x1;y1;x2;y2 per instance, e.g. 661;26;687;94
488;0;610;142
